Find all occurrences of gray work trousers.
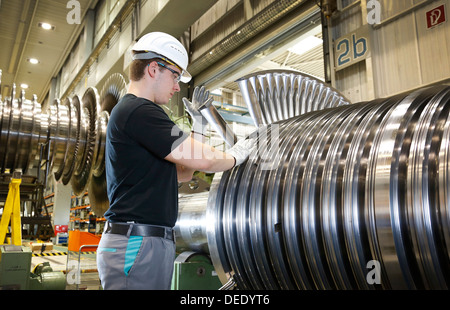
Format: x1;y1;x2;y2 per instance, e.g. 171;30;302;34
96;228;175;290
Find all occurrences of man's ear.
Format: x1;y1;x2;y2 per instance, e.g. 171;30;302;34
147;61;158;79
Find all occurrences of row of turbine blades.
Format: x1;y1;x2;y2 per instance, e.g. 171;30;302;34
0;71;127;215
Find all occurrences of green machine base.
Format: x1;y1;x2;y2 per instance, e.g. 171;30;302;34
171;251;222;290
0;244;65;290
0;245;32;289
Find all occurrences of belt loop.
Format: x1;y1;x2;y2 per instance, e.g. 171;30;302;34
104;221;110;233
165;228;175;242
164;228;169;240
126;223;134;238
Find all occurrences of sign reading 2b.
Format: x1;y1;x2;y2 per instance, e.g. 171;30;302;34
334;26;371;71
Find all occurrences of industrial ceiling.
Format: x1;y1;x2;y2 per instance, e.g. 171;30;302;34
0;0;98;101
0;0;325;104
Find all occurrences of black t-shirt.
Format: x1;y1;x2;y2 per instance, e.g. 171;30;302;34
103;94;189;227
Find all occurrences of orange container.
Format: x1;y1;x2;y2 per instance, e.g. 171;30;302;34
68;230;101;252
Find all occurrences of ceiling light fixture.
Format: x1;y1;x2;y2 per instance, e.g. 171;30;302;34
28;58;39;64
20;83;29;89
38;22;55;30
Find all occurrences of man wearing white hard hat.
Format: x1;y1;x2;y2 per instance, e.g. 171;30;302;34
96;32;255;290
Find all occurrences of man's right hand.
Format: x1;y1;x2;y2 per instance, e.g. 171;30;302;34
226;137;257;167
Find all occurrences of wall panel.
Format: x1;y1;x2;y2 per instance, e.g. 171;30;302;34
372;13;422;97
331;0;450;101
415;2;450;85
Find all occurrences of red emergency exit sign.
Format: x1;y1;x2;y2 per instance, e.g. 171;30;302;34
426;4;446;29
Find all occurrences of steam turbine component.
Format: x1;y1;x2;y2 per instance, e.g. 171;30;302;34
206;71;450;290
237;70;350;127
1;68;449;290
0;73;127;216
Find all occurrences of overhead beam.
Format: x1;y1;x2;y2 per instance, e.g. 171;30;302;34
139;0;219;39
39;0;97;101
8;0;34;75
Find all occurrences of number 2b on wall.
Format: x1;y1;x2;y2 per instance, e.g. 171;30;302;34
334;26;371;71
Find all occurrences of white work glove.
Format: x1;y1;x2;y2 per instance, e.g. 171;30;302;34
182;86;213;136
226;137;257;167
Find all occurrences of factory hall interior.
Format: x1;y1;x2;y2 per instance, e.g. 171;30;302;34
0;0;450;293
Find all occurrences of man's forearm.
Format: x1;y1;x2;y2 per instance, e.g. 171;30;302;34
166;136;236;173
191;131;236;172
190;130;207;143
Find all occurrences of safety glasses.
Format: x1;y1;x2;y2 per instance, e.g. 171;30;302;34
156;62;182;83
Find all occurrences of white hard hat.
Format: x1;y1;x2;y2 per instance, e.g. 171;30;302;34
131;32;191;83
